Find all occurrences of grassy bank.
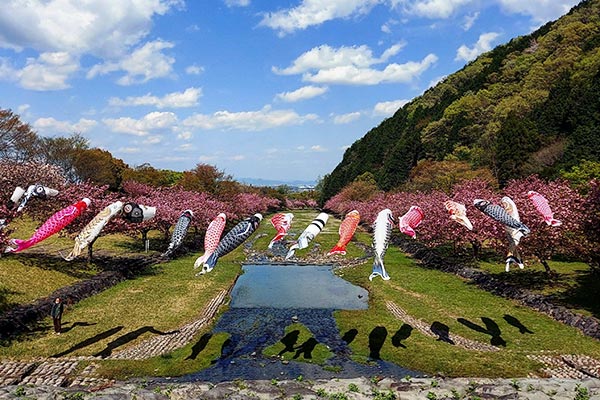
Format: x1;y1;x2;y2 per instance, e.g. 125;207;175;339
1;209;599;380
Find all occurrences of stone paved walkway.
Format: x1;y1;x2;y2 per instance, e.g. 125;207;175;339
0;290;229;389
386;300;500;352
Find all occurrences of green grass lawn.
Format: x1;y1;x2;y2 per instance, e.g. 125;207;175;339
263;322;333;365
1;209;600;380
478;260;600;318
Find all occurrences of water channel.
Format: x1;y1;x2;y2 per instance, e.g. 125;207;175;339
177;264;424;382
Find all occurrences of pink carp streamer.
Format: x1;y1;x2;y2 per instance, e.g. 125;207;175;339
327;210;360;256
194;213;227;269
268;212;294;249
444;200;473;230
5;198;90;253
398;206;424;238
527;191;562;226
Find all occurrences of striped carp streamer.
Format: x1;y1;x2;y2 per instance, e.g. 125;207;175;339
268;212;294;249
500;196;525;271
161;209;194;259
527;191;562;227
398;206;424;238
369;209;394;281
5;198;90;253
285;212;329;260
327;210;360;256
63;201;124;261
199;214;262;275
473;199;531;237
194;213;227;269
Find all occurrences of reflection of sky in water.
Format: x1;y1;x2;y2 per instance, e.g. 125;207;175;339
230;264;369;310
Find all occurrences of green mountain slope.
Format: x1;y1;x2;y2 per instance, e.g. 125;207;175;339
321;0;600;201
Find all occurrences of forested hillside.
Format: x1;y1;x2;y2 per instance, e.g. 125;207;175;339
321;0;600;202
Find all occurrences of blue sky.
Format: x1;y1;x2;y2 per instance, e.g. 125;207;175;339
0;0;580;183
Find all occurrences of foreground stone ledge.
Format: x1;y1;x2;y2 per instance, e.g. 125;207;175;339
0;377;598;399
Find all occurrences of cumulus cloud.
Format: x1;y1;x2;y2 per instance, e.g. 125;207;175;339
392;0;473;19
373;99;409;116
183;105;319;131
33;116;97;133
109;87;202;108
333;112;361;124
0;0;183;58
104;111;178;136
0;52;79;90
274;43;404;75
259;0;380;36
88;40;175;85
273;42;434;85
497;0;579;24
455;32;500;62
275;85;328;102
462;11;479;30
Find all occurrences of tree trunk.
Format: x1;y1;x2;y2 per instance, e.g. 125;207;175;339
538;255;553;274
86;237;97;265
470;240;481;259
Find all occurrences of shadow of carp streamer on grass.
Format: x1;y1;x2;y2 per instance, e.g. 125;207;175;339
171;264;425;382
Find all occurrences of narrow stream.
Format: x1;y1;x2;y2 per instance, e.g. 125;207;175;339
176;264;424;382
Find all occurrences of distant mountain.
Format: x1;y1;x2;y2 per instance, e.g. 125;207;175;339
237;177;316;188
321;0;600;202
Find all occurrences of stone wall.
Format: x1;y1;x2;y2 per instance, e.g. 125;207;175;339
0;255;158;340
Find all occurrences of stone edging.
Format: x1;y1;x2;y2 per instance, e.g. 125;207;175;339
0;255;158;340
393;237;600;340
109;288;229;360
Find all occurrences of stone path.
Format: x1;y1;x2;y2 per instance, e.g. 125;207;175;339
109;289;228;360
386;300;500;352
0;290;229;389
1;376;599;399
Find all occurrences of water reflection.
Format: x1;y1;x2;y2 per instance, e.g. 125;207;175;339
230;264;368;309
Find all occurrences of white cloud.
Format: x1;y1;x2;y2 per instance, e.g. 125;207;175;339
462;11;479;30
333;112;361;124
373;99;409;116
103;111;178;136
178;143;193;150
306;53;437;85
224;0;250;7
177;131;193;140
273;43;404;75
185;65;204;75
199;155;218;162
117;147;141;154
17;104;30;114
230;155;245;160
109;87;202;108
143;135;162;145
273;42;433;85
393;0;473;19
87;40;175;85
183;105;319;131
0;0;184;58
497;0;578;24
259;0;380;36
33;117;97;133
310;145;327;152
0;52;80;91
455;32;500;62
275;85;328;102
